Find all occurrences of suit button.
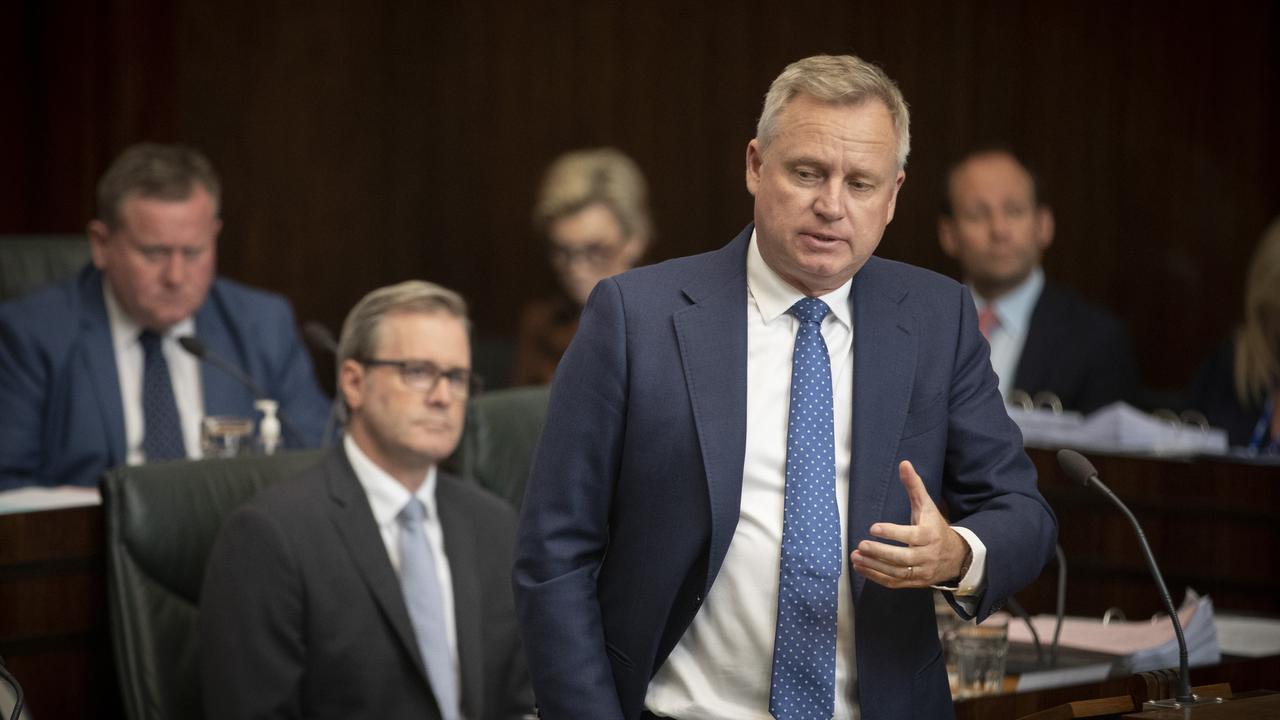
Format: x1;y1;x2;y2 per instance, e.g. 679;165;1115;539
694;594;703;607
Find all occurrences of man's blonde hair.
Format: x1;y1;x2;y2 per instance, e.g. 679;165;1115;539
756;54;911;169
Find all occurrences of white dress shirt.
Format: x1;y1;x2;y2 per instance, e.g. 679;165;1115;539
645;233;986;719
344;434;461;699
972;266;1044;401
103;284;204;464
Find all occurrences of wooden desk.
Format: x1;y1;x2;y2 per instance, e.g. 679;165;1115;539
0;448;1275;719
955;655;1280;720
0;505;122;719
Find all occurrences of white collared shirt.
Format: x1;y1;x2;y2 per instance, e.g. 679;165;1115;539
343;434;461;696
971;266;1044;401
103;283;204;464
645;233;985;718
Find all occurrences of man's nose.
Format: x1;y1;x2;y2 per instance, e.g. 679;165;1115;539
989;212;1014;241
161;252;187;284
813;181;845;220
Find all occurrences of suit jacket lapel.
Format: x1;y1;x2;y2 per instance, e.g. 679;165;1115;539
194;297;256;418
437;476;485;720
672;227;750;593
847;259;917;605
77;269;126;466
323;451;435;690
1014;286;1053;394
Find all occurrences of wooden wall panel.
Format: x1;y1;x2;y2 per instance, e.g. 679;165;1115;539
4;0;1277;393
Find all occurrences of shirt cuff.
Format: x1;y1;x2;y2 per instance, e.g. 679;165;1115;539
930;525;987;598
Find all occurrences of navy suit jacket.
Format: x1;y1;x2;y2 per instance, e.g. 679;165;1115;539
200;448;533;719
0;264;332;490
513;226;1057;720
1014;283;1139;414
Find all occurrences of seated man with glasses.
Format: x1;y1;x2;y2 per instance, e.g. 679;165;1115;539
200;280;533;720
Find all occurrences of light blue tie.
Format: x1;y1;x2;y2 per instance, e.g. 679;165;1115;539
770;297;841;720
139;330;186;461
397;498;459;720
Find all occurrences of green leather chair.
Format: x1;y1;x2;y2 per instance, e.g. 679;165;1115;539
0;235;90;301
101;450;324;720
454;385;551;508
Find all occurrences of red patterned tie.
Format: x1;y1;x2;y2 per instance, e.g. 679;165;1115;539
978;305;1000;341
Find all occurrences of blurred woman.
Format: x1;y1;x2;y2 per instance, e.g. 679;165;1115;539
512;148;651;386
1189;216;1280;452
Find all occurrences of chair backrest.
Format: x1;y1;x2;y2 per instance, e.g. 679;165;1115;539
454;385;551;508
101;450;324;720
0;235;90;301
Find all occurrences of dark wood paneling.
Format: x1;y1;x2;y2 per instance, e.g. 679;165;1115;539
3;0;1277;391
1018;448;1280;619
0;506;122;720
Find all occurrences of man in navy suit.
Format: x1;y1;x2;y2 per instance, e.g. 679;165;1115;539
938;147;1139;413
514;55;1057;719
0;143;331;490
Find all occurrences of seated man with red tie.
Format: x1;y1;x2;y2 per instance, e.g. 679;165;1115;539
938;147;1139;414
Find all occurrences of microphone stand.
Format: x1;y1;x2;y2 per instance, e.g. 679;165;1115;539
1057;449;1222;709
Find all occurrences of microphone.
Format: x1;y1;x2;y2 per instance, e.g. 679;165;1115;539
0;654;24;720
177;336;306;448
300;321;343;447
303;321;339;356
1056;449;1195;705
1049;544;1067;668
1004;596;1044;667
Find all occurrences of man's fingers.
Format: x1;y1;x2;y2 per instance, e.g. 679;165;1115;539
898;460;937;519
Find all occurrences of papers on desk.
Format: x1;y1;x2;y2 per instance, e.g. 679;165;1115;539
1008;589;1221;682
1213;613;1280;657
0;485;101;515
1010;402;1228;455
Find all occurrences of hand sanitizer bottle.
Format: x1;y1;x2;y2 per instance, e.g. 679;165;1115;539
255;398;281;455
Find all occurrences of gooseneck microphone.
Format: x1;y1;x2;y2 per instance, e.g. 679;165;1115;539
0;654;24;720
301;321;343;447
177;336;306;447
1050;544;1067;668
303;321;339;356
1056;449;1194;705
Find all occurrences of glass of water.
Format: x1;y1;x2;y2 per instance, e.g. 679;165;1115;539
201;416;255;458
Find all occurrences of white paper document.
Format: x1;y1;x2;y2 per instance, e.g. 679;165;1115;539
0;486;102;515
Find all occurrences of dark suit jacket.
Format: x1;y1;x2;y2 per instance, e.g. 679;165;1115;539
1014;283;1139;414
200;448;533;719
0;263;333;490
1187;339;1262;447
513;226;1057;720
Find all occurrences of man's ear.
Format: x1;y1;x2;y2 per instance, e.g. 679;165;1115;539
745;139;764;197
338;359;365;413
938;216;959;258
87;220;111;269
1035;205;1055;252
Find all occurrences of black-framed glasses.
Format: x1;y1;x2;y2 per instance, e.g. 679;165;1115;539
357;358;483;397
548;240;625;269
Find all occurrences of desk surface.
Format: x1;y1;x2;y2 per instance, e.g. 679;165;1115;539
1;448;1277;719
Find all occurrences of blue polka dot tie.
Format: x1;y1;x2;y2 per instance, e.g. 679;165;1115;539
139;330;186;461
770;297;840;720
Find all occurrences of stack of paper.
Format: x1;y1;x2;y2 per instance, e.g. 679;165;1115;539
1010;402;1228;455
0;485;101;515
1007;589;1221;681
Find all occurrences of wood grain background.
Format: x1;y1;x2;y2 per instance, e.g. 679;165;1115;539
4;0;1277;392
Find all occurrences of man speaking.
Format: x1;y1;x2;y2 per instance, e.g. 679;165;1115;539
513;55;1056;719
